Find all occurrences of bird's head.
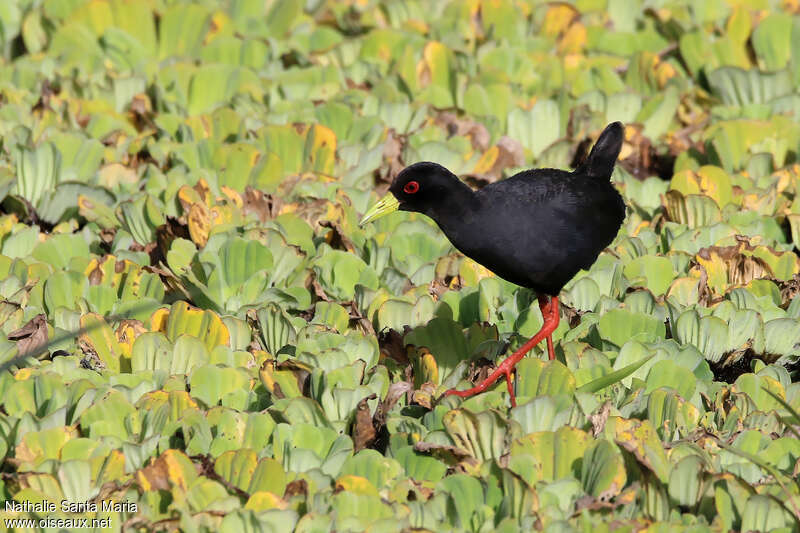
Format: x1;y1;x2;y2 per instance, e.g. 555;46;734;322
359;162;461;226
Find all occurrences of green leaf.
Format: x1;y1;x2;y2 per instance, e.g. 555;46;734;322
581;439;627;500
596;308;666;348
15;142;60;209
577;353;656;394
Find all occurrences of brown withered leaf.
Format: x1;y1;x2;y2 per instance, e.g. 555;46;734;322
375;381;413;427
99;227;116;246
378;328;410;365
8;314;48;358
461;356;496;387
428;278;450;300
414;441;478;468
191;453;250;499
465;136;525;187
129;93;151;116
695;262;713;306
348;300;375;337
382;128;406;184
407;478;436;502
695;238;774;289
352;393;378;452
589;401;612;437
434;112;490;152
243;186;280;222
307;274;330;302
116;319;146;347
778;274;800;307
128;93;155;132
283;197;329;229
32;79;56;113
319;220;355;253
611;123;676;181
193;178;211;204
411;381;437;409
156;216;191;261
345;78;372;90
87;262;104;286
284;479;308;499
259;359;311;399
135;456;171;492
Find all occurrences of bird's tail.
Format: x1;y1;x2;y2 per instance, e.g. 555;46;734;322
575;122;623;180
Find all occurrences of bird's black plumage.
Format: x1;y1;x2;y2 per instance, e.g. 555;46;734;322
361;122;627;404
389;122;626;295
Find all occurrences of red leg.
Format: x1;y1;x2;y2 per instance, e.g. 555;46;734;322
538;295;556;361
444;296;560;406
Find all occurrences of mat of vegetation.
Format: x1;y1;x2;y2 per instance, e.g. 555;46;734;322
1;1;800;531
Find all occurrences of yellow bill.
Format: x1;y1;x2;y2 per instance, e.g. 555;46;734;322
359;193;400;226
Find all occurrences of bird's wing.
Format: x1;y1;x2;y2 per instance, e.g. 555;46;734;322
469;175;624;289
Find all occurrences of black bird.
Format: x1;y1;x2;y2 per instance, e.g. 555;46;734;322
360;122;626;406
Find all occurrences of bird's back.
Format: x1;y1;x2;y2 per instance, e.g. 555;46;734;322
459;170;622;292
425;122;626;295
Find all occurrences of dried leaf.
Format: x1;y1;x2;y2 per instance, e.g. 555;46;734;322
467;136;525;185
8;314;48;358
352;393;378;452
435;112;490;152
379;328;408;364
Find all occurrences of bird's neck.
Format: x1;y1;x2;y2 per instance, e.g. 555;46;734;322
426;180;479;237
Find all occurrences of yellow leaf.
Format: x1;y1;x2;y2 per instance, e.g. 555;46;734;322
184;115;213;140
413;347;439;387
0;214;18;239
167;391;199;420
150;307;170;333
558;22;586;54
403;19;429;34
306;124;337;175
246;491;287;511
116;319;146;359
473;146;499;174
335;475;378;496
695;251;728;296
613;418;670;483
420;41;451;90
220;185;243;208
14;368;33;381
204;11;231;45
696;165;733;207
459;257;495;286
80;313;125;373
16;426;78;464
99;163;137;189
68;0;113;37
187;202;211;247
166;301;230;351
655;60;677;87
666;277;700;307
139;390;169;408
259;360;278;393
542;4;578;37
162;449;195;490
209;204;235;227
94;449;125;486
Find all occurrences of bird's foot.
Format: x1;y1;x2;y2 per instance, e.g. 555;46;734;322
443;297;560;407
443;362;518;406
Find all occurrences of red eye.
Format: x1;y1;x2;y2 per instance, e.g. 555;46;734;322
403;181;420;194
